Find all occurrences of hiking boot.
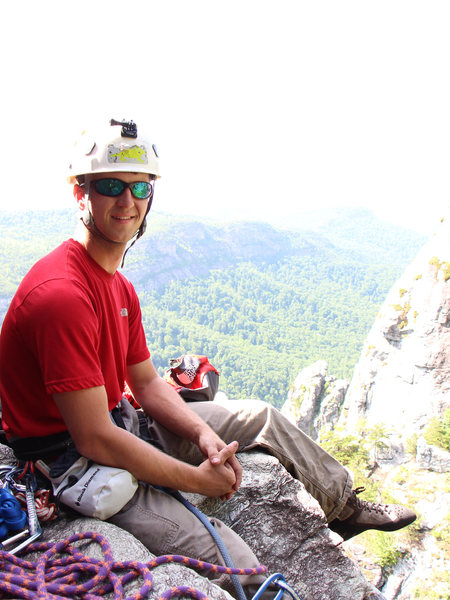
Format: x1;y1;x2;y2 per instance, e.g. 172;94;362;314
329;487;417;541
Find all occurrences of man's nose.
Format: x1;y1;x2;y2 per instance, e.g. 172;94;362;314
116;187;134;206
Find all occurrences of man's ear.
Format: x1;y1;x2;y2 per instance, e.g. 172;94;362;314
73;184;86;208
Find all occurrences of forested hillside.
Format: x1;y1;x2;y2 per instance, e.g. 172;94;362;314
0;208;426;407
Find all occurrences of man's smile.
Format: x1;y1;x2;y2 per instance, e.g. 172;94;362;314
111;215;136;221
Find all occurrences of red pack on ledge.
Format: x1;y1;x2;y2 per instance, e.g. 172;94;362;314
163;355;219;402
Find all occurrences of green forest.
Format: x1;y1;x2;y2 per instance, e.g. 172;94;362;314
0;207;426;407
139;259;400;406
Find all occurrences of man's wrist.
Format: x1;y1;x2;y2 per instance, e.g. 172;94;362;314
190;421;212;447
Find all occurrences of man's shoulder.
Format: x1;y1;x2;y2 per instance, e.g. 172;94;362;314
23;239;77;279
11;240;90;308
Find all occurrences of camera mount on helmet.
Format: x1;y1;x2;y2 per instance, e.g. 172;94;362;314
110;119;138;139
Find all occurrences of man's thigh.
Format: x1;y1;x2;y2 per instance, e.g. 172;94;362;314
144;398;352;520
108;483;263;587
145;399;267;463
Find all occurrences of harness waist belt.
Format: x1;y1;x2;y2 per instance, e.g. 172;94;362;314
7;431;73;461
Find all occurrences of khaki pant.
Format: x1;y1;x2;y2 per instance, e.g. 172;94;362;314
109;398;353;590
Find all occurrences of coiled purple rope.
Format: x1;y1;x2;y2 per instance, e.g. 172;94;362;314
0;531;267;599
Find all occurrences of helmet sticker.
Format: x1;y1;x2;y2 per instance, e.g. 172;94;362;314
107;144;148;164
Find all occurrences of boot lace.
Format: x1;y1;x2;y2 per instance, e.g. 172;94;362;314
350;487;389;515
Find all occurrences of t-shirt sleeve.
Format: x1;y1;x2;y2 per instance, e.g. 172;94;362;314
16;279;105;395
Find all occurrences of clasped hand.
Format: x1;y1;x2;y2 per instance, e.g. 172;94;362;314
197;433;242;500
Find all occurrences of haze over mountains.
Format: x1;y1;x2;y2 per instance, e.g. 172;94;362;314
0;207;427;406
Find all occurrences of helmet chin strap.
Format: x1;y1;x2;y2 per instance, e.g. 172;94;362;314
80;210;123;245
119;201;151;268
80;201;151;269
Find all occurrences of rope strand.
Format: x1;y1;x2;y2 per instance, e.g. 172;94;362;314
0;531;267;600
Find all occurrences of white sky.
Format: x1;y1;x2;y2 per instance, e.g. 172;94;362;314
1;0;449;234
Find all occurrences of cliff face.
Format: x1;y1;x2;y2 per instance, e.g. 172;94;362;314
123;220;299;291
279;217;449;599
339;215;449;439
281;360;348;440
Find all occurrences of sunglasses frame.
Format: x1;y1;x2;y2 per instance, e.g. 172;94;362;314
92;177;154;200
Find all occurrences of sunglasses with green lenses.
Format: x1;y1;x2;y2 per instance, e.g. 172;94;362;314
92;178;154;200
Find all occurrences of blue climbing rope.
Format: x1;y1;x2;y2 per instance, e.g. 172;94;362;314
167;490;304;600
168;489;248;600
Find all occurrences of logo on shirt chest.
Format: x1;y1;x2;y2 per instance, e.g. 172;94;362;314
120;308;128;317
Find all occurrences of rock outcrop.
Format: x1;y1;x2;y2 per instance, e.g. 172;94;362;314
282;215;450;599
124;221;298;291
281;360;348;440
416;436;450;473
339;215;449;442
0;444;384;600
188;452;385;600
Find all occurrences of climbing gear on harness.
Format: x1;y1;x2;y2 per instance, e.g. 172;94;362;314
0;531;268;599
14;488;57;523
328;486;417;541
0;463;43;554
4;462;56;523
164;355;220;402
0;487;27;540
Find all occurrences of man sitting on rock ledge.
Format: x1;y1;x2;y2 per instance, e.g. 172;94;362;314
0;119;416;597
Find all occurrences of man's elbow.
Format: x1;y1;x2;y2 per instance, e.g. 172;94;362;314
72;430;115;465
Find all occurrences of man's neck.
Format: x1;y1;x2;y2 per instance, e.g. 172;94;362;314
73;223;125;275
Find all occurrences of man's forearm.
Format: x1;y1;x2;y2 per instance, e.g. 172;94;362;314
125;359;242;498
53;382;237;498
82;425;237;497
131;372;215;445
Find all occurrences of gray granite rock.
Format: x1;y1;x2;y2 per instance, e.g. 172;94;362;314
187;452;386;600
0;445;385;600
281;360;348;441
416;435;450;473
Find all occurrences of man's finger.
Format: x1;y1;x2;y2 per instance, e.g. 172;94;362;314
226;454;242;490
214;440;238;464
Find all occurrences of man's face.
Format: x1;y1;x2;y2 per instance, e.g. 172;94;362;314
85;172;151;244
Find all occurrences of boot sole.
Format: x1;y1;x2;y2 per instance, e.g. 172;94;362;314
331;514;417;541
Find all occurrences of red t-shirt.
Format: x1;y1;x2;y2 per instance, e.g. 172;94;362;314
0;239;150;438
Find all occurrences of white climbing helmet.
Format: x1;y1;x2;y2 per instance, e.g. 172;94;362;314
67;119;160;183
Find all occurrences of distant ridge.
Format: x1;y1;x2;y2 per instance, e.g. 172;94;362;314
0;207;427;405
